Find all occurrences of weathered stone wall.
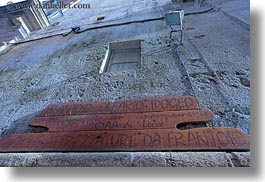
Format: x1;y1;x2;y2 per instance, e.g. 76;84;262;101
0;152;250;167
0;31;194;137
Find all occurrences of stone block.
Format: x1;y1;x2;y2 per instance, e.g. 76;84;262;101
0;152;251;167
130;152;170;167
167;152;233;167
0;153;131;167
229;152;251;167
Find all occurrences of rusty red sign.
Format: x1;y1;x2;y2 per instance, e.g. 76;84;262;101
38;96;199;117
0;96;250;152
0;128;249;152
29;109;214;132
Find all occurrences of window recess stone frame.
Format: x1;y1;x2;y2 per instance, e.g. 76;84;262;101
100;40;143;73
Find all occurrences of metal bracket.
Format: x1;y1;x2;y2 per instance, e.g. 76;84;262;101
165;9;184;45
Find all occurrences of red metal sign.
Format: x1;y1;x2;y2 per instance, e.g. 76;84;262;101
38;96;199;117
0;128;249;152
0;96;250;152
30;109;214;132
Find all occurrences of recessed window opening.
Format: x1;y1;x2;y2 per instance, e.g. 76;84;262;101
100;40;142;73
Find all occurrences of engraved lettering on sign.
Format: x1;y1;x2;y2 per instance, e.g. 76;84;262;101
195;131;209;147
227;130;247;146
188;130;198;146
0;95;250;152
30;109;214;132
0;128;250;152
167;131;187;147
39;96;199;117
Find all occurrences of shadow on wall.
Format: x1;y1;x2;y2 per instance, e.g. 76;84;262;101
0;111;48;138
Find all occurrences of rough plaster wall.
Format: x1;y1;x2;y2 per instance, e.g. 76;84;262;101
0;31;192;137
0;11;249;137
178;11;250;134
